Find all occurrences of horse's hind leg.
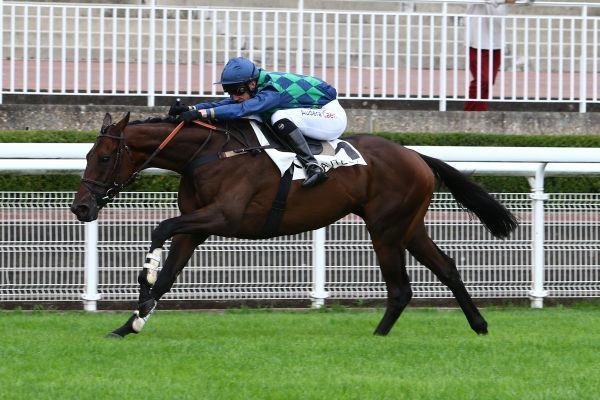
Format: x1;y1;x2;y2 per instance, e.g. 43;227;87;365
371;240;412;336
407;224;488;335
108;233;207;338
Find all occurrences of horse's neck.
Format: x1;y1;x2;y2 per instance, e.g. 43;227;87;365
126;123;202;172
126;121;258;173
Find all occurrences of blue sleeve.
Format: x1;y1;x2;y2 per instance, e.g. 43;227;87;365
192;98;236;110
210;90;288;120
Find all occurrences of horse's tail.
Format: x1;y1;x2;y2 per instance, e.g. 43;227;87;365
418;153;518;239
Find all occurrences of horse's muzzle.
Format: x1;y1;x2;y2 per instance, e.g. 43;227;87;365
70;201;99;222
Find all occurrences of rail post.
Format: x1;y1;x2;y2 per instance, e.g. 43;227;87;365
579;5;588;113
528;163;548;308
0;0;3;105
438;1;448;111
296;0;304;74
311;227;329;308
82;220;101;311
147;0;156;107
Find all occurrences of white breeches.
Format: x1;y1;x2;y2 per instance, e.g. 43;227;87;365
270;99;347;141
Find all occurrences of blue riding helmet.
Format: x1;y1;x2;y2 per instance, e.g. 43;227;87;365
215;57;259;85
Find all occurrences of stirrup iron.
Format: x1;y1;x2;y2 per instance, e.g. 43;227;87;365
302;162;328;187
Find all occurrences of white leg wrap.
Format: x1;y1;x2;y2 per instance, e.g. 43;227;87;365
143;248;162;285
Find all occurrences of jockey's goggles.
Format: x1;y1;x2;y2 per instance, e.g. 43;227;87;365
223;84;249;96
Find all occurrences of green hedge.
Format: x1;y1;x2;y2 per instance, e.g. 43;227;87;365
377;132;600;147
2;130;600;193
378;132;600;193
0;130;97;143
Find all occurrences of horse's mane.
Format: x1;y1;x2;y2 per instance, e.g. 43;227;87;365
127;115;258;132
128;116;178;125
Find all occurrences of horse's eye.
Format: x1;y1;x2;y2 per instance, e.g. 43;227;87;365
100;155;111;163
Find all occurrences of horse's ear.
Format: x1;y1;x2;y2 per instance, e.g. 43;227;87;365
102;113;112;130
115;112;131;131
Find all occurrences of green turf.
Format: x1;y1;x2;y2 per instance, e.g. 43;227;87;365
1;306;598;400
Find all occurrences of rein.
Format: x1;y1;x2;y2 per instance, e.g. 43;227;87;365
83;118;270;207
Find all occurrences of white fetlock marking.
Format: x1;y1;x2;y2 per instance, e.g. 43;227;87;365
143;248;162;285
131;306;155;333
131;311;145;333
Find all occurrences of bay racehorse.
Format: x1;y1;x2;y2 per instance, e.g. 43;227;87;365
71;112;518;338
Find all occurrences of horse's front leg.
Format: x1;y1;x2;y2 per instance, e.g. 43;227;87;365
108;233;207;338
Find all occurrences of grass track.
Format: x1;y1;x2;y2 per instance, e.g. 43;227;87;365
1;306;599;400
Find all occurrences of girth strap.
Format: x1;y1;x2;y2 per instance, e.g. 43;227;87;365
261;164;295;237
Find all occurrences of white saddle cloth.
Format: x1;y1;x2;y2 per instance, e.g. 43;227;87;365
249;120;367;180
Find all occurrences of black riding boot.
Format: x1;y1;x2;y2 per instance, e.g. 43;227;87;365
274;118;328;188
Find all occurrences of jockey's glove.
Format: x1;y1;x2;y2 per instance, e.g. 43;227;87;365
168;101;190;116
178;109;201;123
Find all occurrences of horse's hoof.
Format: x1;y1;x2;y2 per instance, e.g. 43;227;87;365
373;331;388;337
474;325;488;335
108;313;139;338
373;325;391;336
471;318;488;335
106;332;124;339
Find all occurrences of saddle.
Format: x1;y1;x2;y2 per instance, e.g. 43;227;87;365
257;122;360;160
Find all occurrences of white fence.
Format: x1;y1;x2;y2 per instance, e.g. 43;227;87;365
1;144;600;310
1;1;599;110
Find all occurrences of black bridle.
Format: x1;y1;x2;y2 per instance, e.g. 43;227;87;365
79;119;268;209
80;125;134;209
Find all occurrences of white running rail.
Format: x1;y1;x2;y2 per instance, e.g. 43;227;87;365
2;144;600;310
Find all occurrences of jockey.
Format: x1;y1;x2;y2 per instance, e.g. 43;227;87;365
170;57;347;188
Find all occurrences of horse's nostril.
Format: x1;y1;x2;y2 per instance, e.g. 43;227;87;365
71;203;89;216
